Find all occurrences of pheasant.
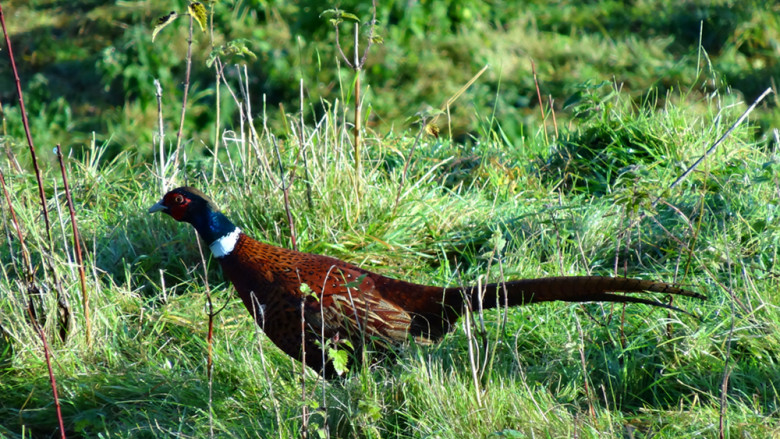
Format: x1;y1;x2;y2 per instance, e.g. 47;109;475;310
149;186;703;377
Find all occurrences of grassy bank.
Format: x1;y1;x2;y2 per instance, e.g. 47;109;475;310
1;1;779;437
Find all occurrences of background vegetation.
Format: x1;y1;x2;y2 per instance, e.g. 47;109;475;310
1;0;779;437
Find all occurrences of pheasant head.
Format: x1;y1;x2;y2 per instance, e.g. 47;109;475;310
149;186;241;257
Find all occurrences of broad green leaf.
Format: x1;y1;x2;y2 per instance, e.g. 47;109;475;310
327;348;349;376
339;12;360;22
562;90;584;110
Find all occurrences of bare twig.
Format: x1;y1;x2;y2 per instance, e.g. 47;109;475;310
548;95;559;138
26;304;66;439
719;227;736;439
0;100;22;172
272;136;298;251
530;57;548;145
462;290;483;407
0;3;70;341
0;168;33;284
653;87;773;208
55;145;91;346
331;0;379;177
392;120;427;214
574;315;596;423
207;3;220;189
193;232;220;439
619;87;775;252
211;62;222;185
429;64;490;128
173;14;195;172
300;296;309;439
153;79;168;192
0;4;52;243
353;23;362;175
299;78;313;209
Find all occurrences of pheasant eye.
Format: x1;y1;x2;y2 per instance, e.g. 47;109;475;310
174;194;185;205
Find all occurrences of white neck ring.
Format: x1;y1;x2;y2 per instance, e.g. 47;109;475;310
209;228;241;257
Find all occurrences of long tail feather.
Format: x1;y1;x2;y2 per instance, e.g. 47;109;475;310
451;276;704;312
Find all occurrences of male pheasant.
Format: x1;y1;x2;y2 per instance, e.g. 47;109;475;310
149;186;703;377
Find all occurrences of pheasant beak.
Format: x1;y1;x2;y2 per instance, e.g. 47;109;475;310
148;200;168;214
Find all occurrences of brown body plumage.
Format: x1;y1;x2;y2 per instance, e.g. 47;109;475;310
150;187;704;377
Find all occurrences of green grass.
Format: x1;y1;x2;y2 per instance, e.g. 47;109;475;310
2;1;780;438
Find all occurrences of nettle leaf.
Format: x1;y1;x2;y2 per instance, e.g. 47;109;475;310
206;39;257;67
342;273;367;289
327;348;349;376
188;2;208;32
425;122;440;138
489;229;506;253
321;9;360;25
299;282;320;301
152;11;178;42
339;12;360;22
562;90;584;110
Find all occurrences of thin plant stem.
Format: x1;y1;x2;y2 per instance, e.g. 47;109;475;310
530;57;548;146
212;63;221;185
0;100;22;172
26;305;67;439
653;86;773;206
0;2;71;341
272;136;298;251
300;298;309;439
392;120;426;214
331;0;378;184
154;79;167;192
574;315;596;423
173;14;195;173
0;167;33;284
353;22;361;176
299;78;313;209
429;64;489;128
55;145;91;346
0;4;52;242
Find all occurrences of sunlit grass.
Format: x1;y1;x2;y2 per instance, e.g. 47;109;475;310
1;1;780;437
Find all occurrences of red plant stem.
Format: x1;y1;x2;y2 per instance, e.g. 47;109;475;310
1;6;67;436
0;3;52;242
530;57;548;145
55;146;91;346
26;305;67;439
